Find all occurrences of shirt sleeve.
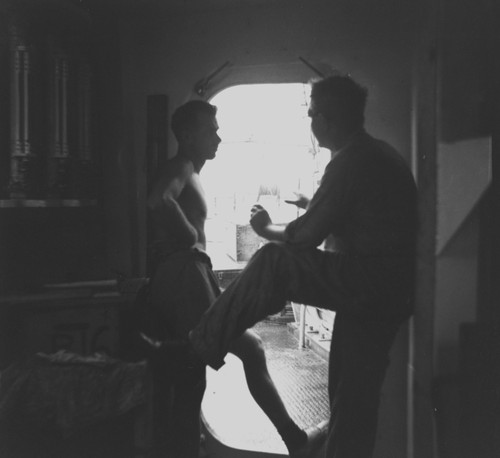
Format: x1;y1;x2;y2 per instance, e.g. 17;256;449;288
284;155;350;248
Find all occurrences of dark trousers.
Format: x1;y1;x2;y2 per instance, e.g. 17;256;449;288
149;249;217;458
150;355;206;458
326;314;399;458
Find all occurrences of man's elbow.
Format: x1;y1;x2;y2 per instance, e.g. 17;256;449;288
147;194;174;213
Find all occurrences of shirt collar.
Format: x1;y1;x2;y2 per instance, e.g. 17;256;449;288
331;128;366;155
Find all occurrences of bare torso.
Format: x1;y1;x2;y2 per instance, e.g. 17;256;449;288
175;172;207;250
149;156;208;252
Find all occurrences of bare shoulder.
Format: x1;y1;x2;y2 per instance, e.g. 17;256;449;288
148;155;194;206
161;155;194;180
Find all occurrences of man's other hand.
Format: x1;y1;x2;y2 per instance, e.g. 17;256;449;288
284;192;309;209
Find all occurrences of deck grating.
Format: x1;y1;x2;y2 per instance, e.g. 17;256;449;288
201;320;330;457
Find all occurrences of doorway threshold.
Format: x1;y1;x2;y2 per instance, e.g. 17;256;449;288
201;320;329;458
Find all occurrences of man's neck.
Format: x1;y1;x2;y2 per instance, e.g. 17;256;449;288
177;147;205;173
192;159;205;173
330;127;364;153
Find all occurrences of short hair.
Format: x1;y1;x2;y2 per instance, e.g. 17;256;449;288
310;75;368;131
171;100;217;142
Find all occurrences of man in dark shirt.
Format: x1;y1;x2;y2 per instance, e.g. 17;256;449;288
189;75;417;458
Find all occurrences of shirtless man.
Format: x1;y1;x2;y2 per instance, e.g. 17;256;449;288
147;100;310;458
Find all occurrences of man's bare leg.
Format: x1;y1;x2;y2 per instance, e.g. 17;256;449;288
229;329;307;454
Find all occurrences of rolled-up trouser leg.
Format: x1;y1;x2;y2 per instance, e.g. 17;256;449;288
189;242;354;369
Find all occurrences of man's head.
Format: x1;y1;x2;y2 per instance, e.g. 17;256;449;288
172;100;221;162
308;75;368;149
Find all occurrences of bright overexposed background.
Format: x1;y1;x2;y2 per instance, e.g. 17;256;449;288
203;83;330;270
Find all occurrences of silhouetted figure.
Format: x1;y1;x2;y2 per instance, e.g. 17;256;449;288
147;100;308;457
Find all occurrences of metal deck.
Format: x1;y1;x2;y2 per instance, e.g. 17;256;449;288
201;320;330;458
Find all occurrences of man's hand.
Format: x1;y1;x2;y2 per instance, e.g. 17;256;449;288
284;192;310;209
250;204;272;237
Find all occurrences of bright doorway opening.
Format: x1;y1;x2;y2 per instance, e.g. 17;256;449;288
203;83;330;271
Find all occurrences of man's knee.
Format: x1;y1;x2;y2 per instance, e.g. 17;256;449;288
251;241;293;275
255;241;287;259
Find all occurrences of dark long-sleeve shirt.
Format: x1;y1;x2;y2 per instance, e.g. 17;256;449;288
285;131;417;258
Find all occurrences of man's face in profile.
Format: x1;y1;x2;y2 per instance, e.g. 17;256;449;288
308;99;327;148
188;113;221;162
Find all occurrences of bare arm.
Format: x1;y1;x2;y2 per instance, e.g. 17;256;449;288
252;161;341;247
147;158;198;247
249;204;286;242
284;159;344;248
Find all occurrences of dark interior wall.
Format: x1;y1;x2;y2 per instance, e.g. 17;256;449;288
440;0;496;143
433;1;499;456
120;0;418;159
435;0;498;358
465;0;500;325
